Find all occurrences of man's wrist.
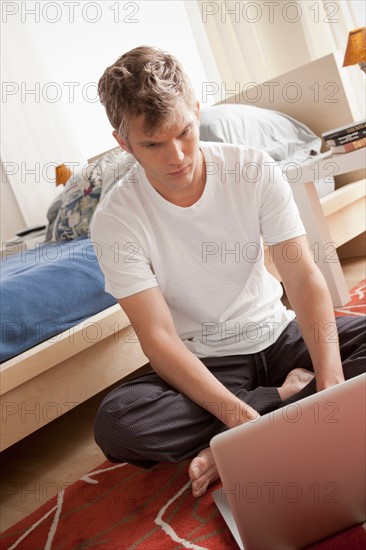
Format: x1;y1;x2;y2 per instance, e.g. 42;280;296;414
316;371;345;391
222;400;260;428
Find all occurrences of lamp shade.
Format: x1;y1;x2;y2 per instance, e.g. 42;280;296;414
55;163;72;186
343;27;366;67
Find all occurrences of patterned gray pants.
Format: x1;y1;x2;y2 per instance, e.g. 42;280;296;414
94;316;365;467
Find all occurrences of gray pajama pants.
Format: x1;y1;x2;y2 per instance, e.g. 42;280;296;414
94;316;365;468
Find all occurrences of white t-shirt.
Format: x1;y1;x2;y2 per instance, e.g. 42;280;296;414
91;142;306;357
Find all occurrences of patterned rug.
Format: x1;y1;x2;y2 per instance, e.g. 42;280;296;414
1;459;366;550
1;280;365;550
334;279;366;317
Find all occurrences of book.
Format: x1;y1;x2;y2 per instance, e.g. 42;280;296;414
330;136;366;154
326;129;366;147
322;119;366;141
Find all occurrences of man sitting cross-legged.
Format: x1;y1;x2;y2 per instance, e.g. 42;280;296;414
91;45;366;498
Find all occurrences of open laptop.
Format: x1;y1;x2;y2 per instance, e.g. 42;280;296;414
210;373;366;550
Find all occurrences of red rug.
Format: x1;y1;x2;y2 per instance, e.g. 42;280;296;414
334;279;366;317
1;459;366;550
1;281;365;550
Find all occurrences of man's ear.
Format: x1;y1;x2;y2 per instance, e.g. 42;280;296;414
112;130;132;154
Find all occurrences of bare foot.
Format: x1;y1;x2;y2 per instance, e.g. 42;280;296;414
278;368;315;401
187;368;314;497
188;447;219;498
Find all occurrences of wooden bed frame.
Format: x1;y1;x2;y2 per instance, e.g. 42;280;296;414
1;52;365;451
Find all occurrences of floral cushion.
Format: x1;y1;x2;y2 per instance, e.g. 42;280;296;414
52;148;135;241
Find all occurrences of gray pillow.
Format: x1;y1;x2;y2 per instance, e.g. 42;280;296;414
199;104;322;164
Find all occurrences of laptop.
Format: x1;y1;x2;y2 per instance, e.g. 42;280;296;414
210;373;366;550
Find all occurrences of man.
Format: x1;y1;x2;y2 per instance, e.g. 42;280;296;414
91;45;365;498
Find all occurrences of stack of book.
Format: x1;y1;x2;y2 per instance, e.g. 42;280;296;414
322;119;366;154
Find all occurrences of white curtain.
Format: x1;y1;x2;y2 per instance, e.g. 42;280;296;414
186;0;365;112
1;19;85;227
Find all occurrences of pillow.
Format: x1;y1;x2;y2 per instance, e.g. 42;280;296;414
199;104;322;164
52;163;102;241
44;190;64;242
52;148;135;241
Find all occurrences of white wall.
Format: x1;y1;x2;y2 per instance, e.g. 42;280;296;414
0;161;25;241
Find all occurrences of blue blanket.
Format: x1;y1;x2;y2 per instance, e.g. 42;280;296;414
1;237;117;362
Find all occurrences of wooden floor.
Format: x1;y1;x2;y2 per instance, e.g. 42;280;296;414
1;256;365;533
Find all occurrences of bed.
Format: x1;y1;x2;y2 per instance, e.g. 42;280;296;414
1;52;365;451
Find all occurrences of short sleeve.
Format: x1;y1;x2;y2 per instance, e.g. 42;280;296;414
258;154;306;245
90;210;158;299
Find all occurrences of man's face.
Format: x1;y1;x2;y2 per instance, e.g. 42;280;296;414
113;100;202;202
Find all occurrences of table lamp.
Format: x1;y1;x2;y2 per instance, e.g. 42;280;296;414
55;163;72;186
343;27;366;73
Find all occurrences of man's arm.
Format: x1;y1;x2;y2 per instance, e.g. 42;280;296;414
270;235;345;391
118;288;258;428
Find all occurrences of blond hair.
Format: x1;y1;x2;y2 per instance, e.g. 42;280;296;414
98;45;196;137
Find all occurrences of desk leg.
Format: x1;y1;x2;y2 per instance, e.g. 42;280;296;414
292;181;350;307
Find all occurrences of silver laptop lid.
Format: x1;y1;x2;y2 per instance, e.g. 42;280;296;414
210;374;366;550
